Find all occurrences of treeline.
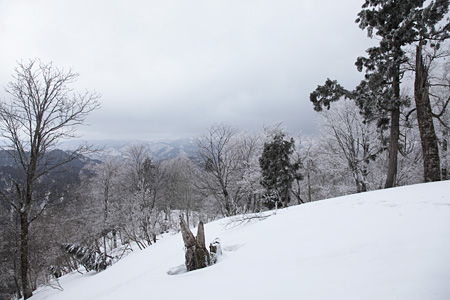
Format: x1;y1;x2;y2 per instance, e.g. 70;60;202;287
2;110;449;298
0;124;296;299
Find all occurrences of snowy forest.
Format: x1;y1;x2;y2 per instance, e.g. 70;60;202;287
1;1;450;299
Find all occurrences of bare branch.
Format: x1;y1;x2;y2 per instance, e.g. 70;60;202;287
404;108;417;122
432;94;450;119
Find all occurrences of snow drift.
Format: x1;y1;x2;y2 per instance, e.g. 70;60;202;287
31;181;450;300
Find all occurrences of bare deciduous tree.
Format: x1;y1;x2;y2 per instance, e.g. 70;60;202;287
0;59;100;299
318;99;382;193
235;131;265;212
122;144;164;247
163;155;202;227
196;124;242;216
89;159;122;252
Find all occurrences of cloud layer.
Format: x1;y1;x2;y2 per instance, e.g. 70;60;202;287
0;0;375;140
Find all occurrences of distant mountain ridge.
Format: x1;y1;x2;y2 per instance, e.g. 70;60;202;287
59;138;199;161
0;149;101;209
0;149;100;168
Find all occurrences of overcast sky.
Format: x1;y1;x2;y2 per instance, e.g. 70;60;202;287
0;0;375;141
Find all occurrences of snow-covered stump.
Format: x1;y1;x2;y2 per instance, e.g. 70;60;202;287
180;218;211;271
209;238;222;264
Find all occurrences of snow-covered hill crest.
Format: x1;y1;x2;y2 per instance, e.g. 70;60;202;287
31;181;450;300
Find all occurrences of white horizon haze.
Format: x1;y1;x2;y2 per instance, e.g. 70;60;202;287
0;0;375;141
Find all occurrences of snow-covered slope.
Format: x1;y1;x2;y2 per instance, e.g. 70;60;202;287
32;181;450;300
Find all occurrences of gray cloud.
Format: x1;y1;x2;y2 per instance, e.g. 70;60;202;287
0;0;375;140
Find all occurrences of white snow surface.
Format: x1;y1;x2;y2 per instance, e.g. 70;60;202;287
32;181;450;300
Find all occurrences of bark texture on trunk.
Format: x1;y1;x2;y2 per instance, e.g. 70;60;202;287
180;218;211;271
385;63;401;189
385;107;400;188
20;211;32;299
283;187;289;208
442;129;449;180
415;42;441;182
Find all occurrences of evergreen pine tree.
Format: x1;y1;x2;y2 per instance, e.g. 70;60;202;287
310;0;450;187
259;133;301;209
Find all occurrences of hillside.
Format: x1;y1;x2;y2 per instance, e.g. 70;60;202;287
59;139;198;161
31;181;450;300
0;149;100;211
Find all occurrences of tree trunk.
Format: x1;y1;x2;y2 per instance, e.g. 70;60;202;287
385;107;400;188
283;186;289;208
13;258;22;299
442;129;449;180
103;235;108;257
307;161;311;202
223;189;232;216
385;64;401;189
361;144;369;192
415;41;441;182
112;229;117;249
14;273;22;299
20;211;32;299
355;176;361;193
186;202;190;228
360;173;367;193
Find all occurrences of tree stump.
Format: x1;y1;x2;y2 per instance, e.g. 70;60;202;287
180;217;211;271
209;238;222;264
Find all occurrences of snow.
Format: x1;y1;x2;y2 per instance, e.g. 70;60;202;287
31;181;450;300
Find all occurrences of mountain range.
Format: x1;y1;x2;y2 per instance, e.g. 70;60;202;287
59;138;199;161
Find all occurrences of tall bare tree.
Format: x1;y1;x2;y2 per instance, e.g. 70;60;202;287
196;124;242;216
123;144;164;247
0;60;100;299
235;131;265;212
318;99;382;193
163;154;203;227
89;159;122;253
